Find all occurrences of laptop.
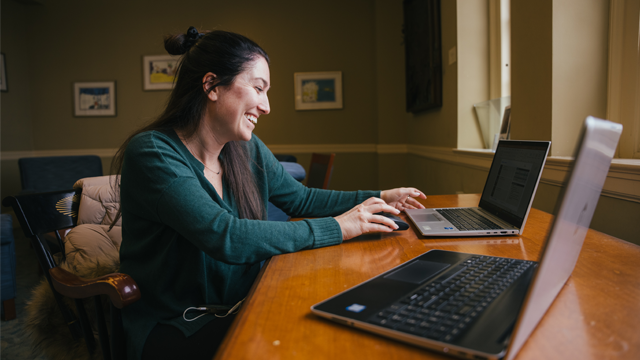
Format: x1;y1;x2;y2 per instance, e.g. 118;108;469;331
312;117;622;360
405;140;550;237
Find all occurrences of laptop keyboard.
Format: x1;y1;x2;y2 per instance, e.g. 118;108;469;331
437;208;503;231
368;256;534;343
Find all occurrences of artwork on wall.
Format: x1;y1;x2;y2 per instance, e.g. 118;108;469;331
1;53;7;92
294;71;343;110
403;0;442;113
73;81;116;117
143;55;180;90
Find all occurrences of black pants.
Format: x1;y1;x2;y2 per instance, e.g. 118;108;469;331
141;314;236;360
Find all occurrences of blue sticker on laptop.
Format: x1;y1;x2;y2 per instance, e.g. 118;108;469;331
444;227;454;230
346;303;366;313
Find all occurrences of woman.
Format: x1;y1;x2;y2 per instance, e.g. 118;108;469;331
113;26;426;360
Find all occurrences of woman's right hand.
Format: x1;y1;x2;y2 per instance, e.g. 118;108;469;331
334;197;401;241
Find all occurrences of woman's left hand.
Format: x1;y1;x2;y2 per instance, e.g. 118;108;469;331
380;188;427;211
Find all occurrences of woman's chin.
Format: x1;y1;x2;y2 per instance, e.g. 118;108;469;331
238;132;253;142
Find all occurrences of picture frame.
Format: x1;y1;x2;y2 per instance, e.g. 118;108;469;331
1;53;7;92
73;81;116;117
404;0;442;113
143;55;180;90
294;71;343;110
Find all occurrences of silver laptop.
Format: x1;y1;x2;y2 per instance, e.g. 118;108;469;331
312;117;622;360
406;140;550;236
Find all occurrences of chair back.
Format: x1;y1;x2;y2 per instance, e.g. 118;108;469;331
306;153;336;189
2;189;138;360
19;155;103;193
4;189;80;270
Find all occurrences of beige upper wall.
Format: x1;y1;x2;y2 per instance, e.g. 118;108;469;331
374;0;414;145
551;0;609;156
1;0;378;153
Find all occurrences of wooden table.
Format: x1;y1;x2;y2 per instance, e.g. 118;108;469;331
215;194;640;360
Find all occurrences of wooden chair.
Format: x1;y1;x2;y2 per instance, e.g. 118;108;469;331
306;153;336;189
18;155;103;257
2;189;140;360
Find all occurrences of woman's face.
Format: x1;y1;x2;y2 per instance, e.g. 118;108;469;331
207;56;271;143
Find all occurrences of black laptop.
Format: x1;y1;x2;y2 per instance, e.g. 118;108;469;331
311;117;622;360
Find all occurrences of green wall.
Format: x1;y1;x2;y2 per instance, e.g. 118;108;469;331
1;0;379;151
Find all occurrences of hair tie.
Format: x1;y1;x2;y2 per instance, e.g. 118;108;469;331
184;26;204;50
187;26;200;40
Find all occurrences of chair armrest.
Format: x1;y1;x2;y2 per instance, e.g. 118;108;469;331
49;267;141;309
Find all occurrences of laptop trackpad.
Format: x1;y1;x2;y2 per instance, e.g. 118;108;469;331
413;213;442;222
384;261;450;284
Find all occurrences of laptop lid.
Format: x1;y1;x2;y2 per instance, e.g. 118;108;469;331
504;116;622;360
477;140;550;230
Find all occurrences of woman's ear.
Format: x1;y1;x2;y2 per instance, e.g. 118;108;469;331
202;72;219;101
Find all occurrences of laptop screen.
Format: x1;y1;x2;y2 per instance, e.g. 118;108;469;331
478;141;550;228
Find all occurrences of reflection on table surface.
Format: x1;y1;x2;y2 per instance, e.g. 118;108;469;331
214;194;640;360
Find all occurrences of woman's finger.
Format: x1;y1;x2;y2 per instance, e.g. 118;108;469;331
367;202;400;216
404;197;425;209
371;213;399;230
363;221;396;233
362;197;386;206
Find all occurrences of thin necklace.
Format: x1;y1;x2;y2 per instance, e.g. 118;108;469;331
186;141;221;175
201;161;221;175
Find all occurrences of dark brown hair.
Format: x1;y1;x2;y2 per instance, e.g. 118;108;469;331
110;27;269;227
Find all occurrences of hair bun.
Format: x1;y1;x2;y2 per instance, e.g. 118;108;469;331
164;26;204;55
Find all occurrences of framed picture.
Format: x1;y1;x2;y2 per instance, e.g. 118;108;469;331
404;0;442;113
294;71;343;110
143;55;180;90
1;53;7;92
73;81;116;117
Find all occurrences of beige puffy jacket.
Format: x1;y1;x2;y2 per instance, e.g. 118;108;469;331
64;175;122;268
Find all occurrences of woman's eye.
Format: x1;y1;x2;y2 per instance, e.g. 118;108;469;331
255;87;263;93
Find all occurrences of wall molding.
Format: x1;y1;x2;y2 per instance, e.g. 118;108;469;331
4;144;639;203
266;143;377;154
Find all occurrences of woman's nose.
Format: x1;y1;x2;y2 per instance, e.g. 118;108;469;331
258;96;270;115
